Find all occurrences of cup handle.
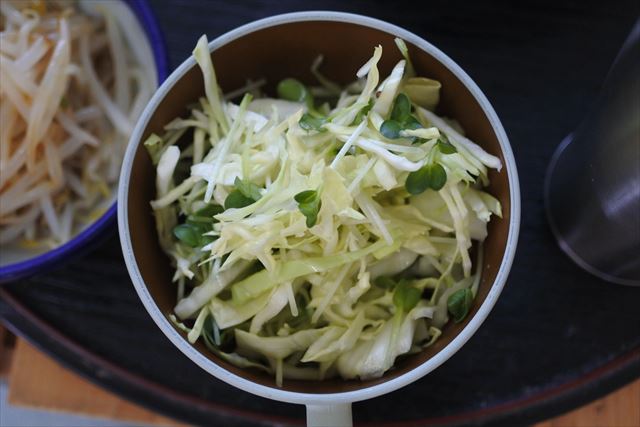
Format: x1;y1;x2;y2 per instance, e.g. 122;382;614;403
306;403;353;427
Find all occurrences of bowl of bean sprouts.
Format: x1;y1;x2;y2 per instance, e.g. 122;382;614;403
0;0;168;283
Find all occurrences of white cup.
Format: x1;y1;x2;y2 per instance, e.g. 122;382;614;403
118;11;520;426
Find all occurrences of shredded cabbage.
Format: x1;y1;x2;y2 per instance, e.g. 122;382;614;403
147;35;502;386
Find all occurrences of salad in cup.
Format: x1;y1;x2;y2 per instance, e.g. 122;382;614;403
145;35;502;386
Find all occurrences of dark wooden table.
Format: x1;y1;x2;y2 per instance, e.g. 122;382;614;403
1;1;639;426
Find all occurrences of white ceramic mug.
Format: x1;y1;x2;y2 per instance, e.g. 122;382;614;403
118;11;520;427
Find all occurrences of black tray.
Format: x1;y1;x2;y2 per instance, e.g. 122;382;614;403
2;1;640;426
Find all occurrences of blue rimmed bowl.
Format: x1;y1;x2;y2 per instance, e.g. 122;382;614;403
0;0;169;283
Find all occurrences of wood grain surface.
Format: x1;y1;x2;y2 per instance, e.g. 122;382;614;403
535;380;640;427
6;336;182;427
1;326;638;427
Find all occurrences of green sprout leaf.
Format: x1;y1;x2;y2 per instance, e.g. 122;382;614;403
277;78;309;103
403;115;424;144
234;177;262;201
225;178;262;209
393;280;422;312
405;163;448;195
380;120;402;139
173;223;201;247
299;113;327;132
391;93;412;122
374;276;397;290
186;215;215;225
404;115;423;130
195;204;224;217
405;168;430;195
187;204;224;225
382;94;424;141
294;190;318;204
294;190;321;228
224;191;254;209
447;288;474;323
436;135;457;154
174;215;217;247
427;163;447;190
429;163;447;191
352;99;374;125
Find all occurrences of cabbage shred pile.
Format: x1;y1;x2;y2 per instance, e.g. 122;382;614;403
146;35;502;385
